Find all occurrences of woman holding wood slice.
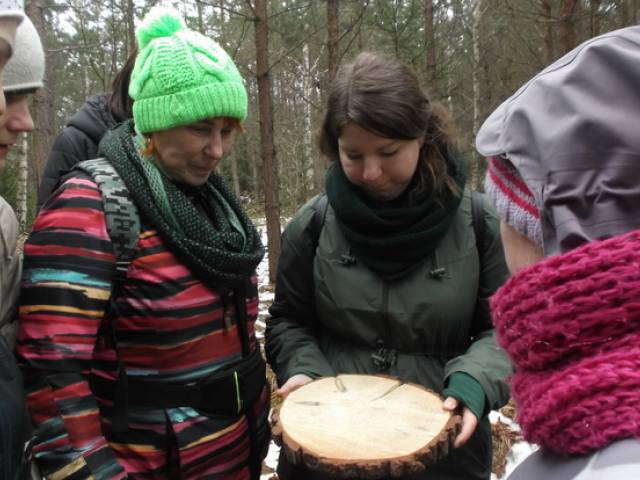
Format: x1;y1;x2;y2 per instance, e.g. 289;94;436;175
266;51;512;480
478;26;640;479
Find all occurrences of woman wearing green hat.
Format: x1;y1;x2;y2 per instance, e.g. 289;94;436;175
16;7;269;479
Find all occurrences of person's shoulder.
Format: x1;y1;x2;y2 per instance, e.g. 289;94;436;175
460;187;501;235
40;173;102;212
287;193;327;230
64;93;112;144
589;439;640;476
0;196;19;253
280;194;329;252
0;196;18;233
509;440;640;480
0;194;17;220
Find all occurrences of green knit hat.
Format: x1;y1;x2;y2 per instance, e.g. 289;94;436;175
129;7;247;134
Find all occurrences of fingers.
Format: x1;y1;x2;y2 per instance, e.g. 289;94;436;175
454;407;479;448
276;374;313;397
442;398;478;448
442;396;459;411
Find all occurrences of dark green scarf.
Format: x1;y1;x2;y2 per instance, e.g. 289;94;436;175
325;155;466;279
99;120;264;290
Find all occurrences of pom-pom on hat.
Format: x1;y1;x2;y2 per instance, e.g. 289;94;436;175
129;6;247;134
4;16;44;93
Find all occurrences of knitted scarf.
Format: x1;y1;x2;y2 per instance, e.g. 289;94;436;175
99;120;264;290
491;230;640;455
325;154;466;279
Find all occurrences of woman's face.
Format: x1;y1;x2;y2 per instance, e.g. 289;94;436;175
150;117;236;186
338;123;423;201
0;94;34;160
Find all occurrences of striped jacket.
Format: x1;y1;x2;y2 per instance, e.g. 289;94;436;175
16;175;270;479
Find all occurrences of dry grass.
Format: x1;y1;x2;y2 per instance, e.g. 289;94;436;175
491;400;522;478
500;399;518;422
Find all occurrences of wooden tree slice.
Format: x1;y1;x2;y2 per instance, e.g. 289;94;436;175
272;374;462;479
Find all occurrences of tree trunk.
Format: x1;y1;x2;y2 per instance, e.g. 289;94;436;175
248;133;260;198
216;0;241;196
590;0;602;37
126;0;136;56
254;0;281;283
302;43;320;196
559;0;579;55
620;0;637;25
424;0;436;84
327;0;339;82
26;0;56;189
15;134;28;230
471;0;485;191
541;0;554;65
196;0;205;34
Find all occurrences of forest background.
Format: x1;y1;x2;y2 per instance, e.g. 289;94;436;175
1;0;637;281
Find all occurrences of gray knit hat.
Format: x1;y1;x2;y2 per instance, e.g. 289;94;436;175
0;0;23;51
0;0;23;21
4;16;43;93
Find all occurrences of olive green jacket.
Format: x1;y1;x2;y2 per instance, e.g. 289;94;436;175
265;189;512;479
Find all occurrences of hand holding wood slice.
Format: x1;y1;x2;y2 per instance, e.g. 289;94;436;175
272;374;462;479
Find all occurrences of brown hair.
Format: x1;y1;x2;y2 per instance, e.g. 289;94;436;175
107;45;137;122
318;51;460;201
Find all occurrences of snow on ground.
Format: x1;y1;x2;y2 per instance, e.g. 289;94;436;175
252;217;535;479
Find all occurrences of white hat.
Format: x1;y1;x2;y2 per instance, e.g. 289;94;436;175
4;16;44;93
0;0;23;22
0;0;23;52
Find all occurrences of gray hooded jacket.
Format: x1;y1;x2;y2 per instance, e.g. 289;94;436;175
476;26;640;255
510;440;640;480
476;25;640;480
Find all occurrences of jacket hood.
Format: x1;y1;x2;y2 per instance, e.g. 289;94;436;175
66;93;122;144
476;26;640;255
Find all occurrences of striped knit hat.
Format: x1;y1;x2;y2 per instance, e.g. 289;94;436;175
484;155;542;245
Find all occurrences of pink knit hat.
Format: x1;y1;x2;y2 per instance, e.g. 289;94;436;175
484;155;542;246
491;230;640;454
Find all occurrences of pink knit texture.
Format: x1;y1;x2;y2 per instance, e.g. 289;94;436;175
491;230;640;454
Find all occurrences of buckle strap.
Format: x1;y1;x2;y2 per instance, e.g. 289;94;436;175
90;349;266;423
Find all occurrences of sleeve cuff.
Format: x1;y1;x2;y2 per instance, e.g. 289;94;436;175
442;372;486;420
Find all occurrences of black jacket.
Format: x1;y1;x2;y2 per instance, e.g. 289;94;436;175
37;93;126;209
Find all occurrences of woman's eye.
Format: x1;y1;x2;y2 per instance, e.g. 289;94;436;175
189;125;210;135
344;153;362;161
221;128;233;136
381;150;398;157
